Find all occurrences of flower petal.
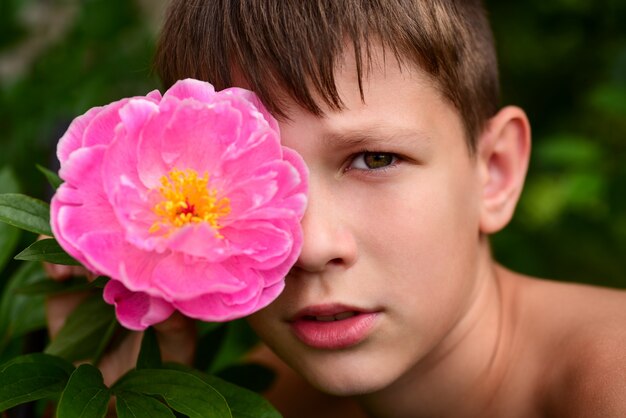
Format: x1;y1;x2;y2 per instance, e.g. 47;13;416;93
162;78;216;103
166;223;231;262
103;280;175;331
174;269;285;322
151;253;246;300
57;106;103;164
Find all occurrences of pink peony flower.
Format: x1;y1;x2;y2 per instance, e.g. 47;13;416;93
51;79;308;330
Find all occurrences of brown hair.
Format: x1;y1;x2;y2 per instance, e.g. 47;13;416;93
154;0;500;151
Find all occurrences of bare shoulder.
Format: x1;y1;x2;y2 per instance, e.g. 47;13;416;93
511;271;626;417
544;321;626;418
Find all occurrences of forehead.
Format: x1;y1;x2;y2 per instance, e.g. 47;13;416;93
275;44;464;151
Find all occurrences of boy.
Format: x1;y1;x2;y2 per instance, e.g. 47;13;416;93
48;0;626;416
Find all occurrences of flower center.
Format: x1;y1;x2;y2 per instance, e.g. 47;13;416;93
149;168;230;236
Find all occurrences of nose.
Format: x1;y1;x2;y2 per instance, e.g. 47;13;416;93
294;180;358;273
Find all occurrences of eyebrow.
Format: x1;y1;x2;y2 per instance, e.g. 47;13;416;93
321;127;432;150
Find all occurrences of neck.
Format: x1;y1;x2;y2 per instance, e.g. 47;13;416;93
357;245;519;418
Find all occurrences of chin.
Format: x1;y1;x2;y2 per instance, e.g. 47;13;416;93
293;353;401;397
307;374;385;397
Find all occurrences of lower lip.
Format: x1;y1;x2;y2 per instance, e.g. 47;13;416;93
290;313;379;350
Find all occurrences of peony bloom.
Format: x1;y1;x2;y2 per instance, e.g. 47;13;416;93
51;79;308;330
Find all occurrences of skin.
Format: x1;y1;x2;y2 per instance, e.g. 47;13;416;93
46;44;626;417
244;45;626;418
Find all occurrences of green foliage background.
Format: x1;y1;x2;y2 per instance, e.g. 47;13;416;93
0;0;624;371
486;0;626;288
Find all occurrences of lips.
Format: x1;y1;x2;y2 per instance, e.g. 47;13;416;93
290;304;380;350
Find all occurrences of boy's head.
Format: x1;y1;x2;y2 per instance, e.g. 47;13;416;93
154;0;500;151
154;0;531;398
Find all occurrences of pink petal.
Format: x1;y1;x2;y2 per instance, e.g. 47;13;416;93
221;87;281;134
151;253;246;300
146;89;162;101
162;78;216;103
222;221;292;265
105;176;164;253
117;99;160;141
157;100;243;176
254;281;286;311
224;160;304;220
281;147;310;200
103;280;175;331
217;118;282;175
51;146;121;272
174;270;284;322
81;99;129;148
166;223;232;262
57;106;103;164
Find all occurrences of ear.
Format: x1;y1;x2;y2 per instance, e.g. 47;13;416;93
477;106;531;234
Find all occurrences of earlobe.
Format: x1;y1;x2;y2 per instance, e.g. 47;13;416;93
478;106;531;234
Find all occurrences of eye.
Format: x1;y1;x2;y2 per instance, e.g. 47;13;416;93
349;152;398;171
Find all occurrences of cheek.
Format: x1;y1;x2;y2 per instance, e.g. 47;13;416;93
357;168;482;300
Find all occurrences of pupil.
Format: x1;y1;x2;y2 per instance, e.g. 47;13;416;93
364;152;392;169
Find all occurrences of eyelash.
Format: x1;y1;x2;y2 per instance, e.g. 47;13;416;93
345;151;401;173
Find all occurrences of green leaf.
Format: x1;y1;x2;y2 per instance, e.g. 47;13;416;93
14;276;108;297
45;293;118;363
57;364;111;418
0;167;21;272
0;262;47;350
217;363;276;393
0;222;20;272
90;276;110;288
0;353;75;411
36;164;63;189
165;364;282;418
14;238;81;265
209;320;260;373
195;322;228;371
113;369;232;418
0;167;21;195
14;276;91;295
136;327;162;370
0;193;52;236
116;391;176;418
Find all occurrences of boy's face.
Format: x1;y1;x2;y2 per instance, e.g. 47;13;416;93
247;45;490;395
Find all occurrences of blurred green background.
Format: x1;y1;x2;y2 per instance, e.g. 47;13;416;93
0;0;624;352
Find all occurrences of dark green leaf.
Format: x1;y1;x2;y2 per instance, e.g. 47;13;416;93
0;262;47;350
14;276;91;295
208;320;260;373
45;293;118;363
90;276;110;288
57;364;111;418
137;327;162;370
217;363;276;393
165;364;282;418
0;353;74;411
0;220;21;273
113;369;231;418
0;167;21;195
0;168;21;272
116;391;176;418
15;238;81;265
36;164;63;189
195;322;228;371
0;193;51;236
92;316;121;366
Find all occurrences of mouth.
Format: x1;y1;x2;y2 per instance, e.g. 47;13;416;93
301;311;359;322
289;304;380;350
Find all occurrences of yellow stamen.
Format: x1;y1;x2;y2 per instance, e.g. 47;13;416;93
149;168;230;237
